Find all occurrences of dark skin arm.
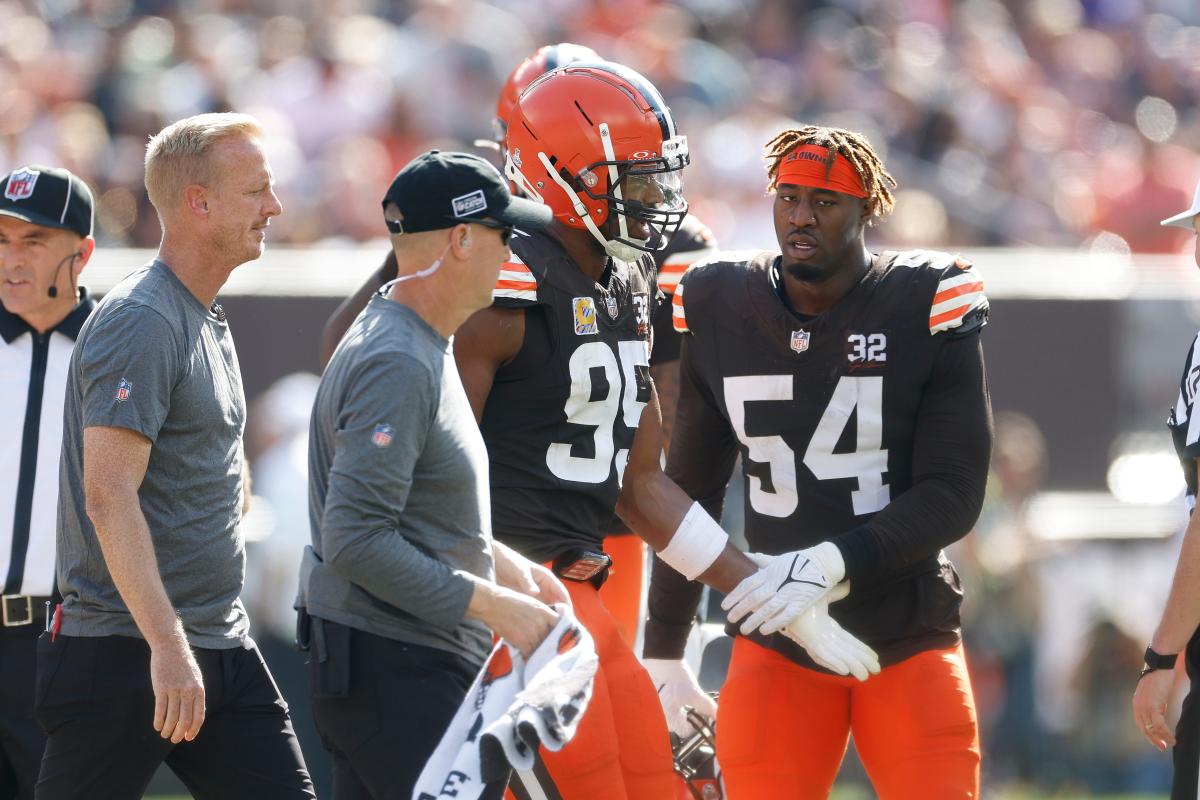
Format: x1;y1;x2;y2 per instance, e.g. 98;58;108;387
451;304;754;593
615;383;756;593
318;251;398;369
453;305;526;422
649;360;680;454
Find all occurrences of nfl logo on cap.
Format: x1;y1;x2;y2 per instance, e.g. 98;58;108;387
4;169;38;202
790;330;811;353
115;378;132;402
372;423;394;448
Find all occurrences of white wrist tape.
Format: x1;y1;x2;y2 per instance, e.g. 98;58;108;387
657;502;729;581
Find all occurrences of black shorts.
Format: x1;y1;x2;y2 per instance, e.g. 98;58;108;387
34;633;314;800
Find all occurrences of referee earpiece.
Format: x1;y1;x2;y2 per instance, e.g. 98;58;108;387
46;251;84;299
461;233;470;247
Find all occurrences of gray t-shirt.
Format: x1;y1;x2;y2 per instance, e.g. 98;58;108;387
57;260;248;648
303;294;493;665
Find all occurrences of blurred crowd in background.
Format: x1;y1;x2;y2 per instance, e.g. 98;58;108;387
3;0;1200;255
8;0;1200;794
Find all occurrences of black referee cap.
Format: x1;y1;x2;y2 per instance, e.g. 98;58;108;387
0;165;94;238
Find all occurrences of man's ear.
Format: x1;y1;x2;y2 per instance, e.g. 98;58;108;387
449;223;473;258
75;236;97;271
183;184;209;218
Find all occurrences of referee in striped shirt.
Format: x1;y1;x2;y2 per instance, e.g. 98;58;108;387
0;165;95;799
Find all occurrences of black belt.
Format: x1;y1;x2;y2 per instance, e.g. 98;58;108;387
551;549;612;589
1;594;53;628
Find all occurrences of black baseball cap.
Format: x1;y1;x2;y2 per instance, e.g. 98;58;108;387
382;150;551;235
0;165;94;238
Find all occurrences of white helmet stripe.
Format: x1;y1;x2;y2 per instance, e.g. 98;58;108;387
597;123;629;245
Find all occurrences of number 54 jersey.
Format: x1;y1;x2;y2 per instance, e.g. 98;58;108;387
480;229;656;563
666;249;993;667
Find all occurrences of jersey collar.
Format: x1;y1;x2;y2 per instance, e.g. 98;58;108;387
0;286;95;344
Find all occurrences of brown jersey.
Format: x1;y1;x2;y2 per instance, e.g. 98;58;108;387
647;249;992;668
481;229;656;562
648;213;717;366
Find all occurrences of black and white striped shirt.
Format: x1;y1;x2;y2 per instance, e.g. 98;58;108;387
1170;330;1200;515
0;289;93;597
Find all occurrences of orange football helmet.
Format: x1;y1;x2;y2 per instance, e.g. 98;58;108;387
493;43;601;144
504;62;689;261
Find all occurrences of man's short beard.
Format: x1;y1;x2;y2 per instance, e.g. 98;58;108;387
782;260;830;282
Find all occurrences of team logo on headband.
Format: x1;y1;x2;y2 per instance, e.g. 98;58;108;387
4;169;38;202
573;297;598;335
790;330;811;353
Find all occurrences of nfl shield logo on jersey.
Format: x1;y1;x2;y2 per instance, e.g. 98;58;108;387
4;169;38;201
790;330;811;353
573;297;599;335
371;423;394;448
114;378;132;402
604;295;619;319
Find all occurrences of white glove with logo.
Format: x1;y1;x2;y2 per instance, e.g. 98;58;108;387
744;553;880;681
722;542;845;635
642;658;718;738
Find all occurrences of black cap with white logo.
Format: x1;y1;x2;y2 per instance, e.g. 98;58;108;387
0;165;94;238
382;150;551;235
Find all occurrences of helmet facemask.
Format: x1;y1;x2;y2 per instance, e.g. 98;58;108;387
508;125;690;262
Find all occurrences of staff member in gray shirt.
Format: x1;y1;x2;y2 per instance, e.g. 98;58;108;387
302;150;561;799
37;113;314;799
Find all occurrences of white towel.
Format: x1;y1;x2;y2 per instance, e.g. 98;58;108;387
413;604;598;800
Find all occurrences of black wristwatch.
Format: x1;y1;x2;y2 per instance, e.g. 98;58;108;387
1140;646;1179;680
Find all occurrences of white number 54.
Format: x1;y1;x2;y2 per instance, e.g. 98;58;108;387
724;375;889;517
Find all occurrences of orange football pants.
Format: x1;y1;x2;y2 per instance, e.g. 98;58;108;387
717;638;980;800
505;576;674;800
597;534;646;647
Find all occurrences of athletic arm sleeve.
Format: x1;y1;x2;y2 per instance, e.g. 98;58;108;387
320;355;475;629
643;336;740;659
833;331;993;585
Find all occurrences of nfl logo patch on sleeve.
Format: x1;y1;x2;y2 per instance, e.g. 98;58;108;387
372;423;395;448
115;378;132;402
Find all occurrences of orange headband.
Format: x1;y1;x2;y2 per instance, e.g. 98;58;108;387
776;144;867;198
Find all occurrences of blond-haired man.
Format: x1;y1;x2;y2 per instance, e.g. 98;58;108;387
35;113;313;798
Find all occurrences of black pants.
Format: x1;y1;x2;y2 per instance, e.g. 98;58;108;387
307;620;484;800
0;626;46;800
34;634;314;800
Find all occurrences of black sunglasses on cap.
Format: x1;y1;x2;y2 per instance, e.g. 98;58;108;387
471;219;514;245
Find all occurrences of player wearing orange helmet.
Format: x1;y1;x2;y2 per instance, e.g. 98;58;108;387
319;45;719;657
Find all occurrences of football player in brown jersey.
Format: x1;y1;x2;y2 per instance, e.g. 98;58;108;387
319;42;720;732
645;125;993;798
468;64;874;800
318;56;878;799
319;45;718;660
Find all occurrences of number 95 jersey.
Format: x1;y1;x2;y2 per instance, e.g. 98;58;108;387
481;229;656;563
667;249;992;666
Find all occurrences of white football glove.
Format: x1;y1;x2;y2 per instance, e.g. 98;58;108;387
743;553;880;682
722;542;845;635
642;658;718;738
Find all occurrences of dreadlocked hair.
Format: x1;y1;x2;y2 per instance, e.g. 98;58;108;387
764;125;897;221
